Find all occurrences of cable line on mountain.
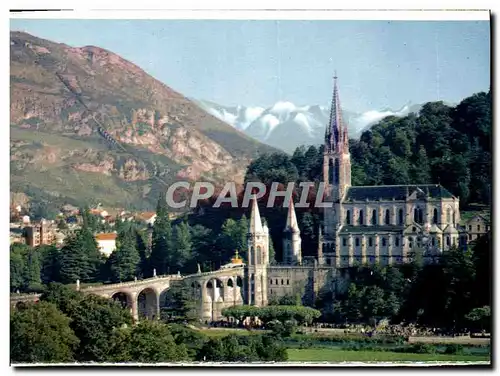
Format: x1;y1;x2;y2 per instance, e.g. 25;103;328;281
24;44;170;188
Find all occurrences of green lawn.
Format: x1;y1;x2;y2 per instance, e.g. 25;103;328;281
287;348;491;363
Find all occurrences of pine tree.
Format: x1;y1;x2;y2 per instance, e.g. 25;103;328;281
23;247;42;290
411;146;431;184
150;194;172;275
109;231;140;282
135;229;150;278
171;221;192;271
59;226;102;284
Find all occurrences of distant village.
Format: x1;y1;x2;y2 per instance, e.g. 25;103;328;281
10;203;179;257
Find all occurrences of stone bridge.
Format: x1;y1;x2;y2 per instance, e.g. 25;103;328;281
10;265;246;322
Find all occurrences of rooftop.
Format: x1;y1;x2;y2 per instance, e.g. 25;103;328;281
345;184;455;202
95;233;117;241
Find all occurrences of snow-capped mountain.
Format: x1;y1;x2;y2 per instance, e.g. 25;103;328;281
193;99;422;153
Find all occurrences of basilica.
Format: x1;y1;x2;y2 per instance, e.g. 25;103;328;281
242;76;469;307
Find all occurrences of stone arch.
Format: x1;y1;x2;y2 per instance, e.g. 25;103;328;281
227;278;234;288
111;291;131;310
236;276;243;288
137;288;158;320
214;278;224;302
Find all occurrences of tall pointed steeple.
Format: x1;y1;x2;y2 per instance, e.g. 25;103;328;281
285;196;300;233
282;196;302;265
249;195;264;234
323;73;352;202
325;73;348;153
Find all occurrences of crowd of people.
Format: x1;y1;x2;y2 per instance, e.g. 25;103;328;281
202;319;482;338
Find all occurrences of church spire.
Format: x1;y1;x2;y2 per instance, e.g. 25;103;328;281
285;196;300;233
325;73;349;154
249;195;264;234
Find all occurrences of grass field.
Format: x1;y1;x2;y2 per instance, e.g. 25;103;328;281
287;348;491;363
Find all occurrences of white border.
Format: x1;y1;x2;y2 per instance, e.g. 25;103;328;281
9;10;490;20
3;2;495;376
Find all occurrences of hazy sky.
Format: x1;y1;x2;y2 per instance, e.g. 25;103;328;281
10;19;490;112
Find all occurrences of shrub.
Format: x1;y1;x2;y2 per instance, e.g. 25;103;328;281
443;344;464;355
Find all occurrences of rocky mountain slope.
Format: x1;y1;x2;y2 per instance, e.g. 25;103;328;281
10;31;277;213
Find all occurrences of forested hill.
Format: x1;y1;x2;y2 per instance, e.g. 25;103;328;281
246;90;491;209
348;90;491;208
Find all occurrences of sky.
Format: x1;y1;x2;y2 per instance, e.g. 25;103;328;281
10;19;490;112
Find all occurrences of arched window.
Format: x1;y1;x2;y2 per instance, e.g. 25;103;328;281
369;237;373;247
346;210;351;225
256;246;262;264
431;237;435;246
446;236;450;246
395;237;400;246
342;238;347;247
452;211;456;225
281;279;284;285
414;207;423;224
269;279;273;285
275;279;278;285
355;238;360;247
328;159;334;185
398;209;404;225
433;208;438;224
385;209;390;225
382;237;386;247
371;209;377;225
359;210;364;225
409;237;413;249
286;279;290;285
447;208;452;224
334;159;340;184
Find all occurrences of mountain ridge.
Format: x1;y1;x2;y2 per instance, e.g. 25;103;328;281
193;98;425;153
10;31;278;214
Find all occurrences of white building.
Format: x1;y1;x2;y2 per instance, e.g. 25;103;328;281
95;233;117;257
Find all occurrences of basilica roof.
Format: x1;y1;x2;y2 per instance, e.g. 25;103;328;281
344;184;455;202
339;225;403;234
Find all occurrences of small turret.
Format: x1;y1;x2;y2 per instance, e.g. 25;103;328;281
282;196;302;265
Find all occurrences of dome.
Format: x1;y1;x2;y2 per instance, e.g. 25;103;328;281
231;250;243;264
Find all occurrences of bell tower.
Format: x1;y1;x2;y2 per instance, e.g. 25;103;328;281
323;74;351;202
246;195;269;307
322;74;351;266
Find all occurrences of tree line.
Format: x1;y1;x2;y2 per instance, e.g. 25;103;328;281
10;283;288;363
319;234;491;332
